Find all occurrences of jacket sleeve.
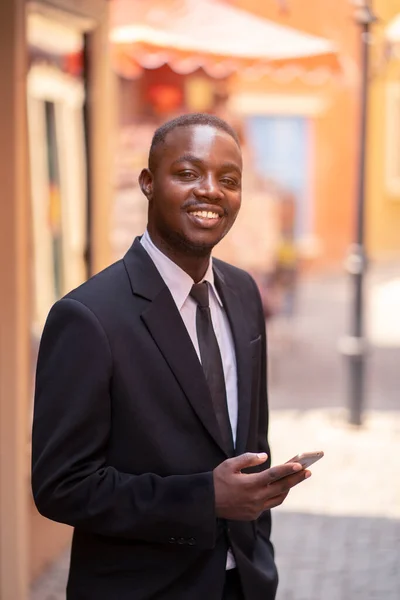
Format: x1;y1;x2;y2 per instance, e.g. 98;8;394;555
31;297;216;549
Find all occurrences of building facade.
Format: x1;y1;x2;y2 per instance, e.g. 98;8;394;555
230;0;361;268
0;1;114;598
366;0;400;260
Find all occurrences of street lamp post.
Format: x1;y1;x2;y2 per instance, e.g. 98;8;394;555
342;1;377;426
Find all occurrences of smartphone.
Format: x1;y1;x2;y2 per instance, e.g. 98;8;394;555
286;451;324;469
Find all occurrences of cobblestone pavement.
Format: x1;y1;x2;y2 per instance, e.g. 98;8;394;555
30;264;400;599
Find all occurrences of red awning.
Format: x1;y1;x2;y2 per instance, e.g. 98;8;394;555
111;0;340;80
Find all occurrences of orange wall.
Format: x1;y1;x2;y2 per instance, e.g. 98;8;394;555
230;0;361;267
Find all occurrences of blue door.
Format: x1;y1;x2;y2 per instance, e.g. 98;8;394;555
246;116;312;239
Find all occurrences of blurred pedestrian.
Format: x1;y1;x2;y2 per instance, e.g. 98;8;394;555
31;113;309;600
274;232;299;318
273;192;299;320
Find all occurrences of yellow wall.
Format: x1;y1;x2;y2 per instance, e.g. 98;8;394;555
366;0;400;259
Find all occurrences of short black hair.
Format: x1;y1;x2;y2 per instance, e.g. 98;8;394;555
148;113;240;172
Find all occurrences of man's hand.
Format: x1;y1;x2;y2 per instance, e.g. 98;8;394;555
213;452;311;521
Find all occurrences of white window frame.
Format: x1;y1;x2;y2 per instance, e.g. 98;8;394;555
27;64;88;336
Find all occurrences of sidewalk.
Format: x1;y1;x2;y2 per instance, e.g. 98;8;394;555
270;408;400;600
267;263;400;411
30;264;400;599
265;263;400;599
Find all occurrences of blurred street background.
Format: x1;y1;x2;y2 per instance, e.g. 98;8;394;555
1;1;399;599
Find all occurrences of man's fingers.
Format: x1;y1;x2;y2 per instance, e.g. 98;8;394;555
262;470;312;509
260;462;303;483
265;468;311;494
227;452;269;473
263;491;289;510
246;462;308;490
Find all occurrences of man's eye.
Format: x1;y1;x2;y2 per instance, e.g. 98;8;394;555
179;171;196;179
221;178;239;188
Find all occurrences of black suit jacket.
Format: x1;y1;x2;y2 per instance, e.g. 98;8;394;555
32;238;278;600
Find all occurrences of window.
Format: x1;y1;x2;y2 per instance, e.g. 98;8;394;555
27;13;88;337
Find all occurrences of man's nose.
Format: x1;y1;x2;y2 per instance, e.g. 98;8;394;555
193;174;224;201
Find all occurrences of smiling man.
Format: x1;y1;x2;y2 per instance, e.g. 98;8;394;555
32;114;310;600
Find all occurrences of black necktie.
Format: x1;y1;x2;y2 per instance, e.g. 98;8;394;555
190;282;234;456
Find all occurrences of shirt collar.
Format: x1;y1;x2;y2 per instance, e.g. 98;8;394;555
140;230;223;311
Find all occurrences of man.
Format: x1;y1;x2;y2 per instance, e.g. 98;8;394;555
32;113;310;600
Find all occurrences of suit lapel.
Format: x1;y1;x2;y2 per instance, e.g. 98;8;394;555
123;239;228;456
214;265;252;456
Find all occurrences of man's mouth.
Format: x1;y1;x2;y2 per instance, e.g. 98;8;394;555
186;207;224;229
189;210;220;220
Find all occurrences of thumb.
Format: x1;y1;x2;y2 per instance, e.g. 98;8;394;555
228;452;269;473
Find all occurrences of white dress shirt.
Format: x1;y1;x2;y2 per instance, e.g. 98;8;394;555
140;230;238;569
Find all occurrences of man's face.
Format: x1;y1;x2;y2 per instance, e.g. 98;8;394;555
140;124;242;256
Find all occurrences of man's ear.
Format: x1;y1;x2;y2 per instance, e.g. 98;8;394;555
139;168;153;200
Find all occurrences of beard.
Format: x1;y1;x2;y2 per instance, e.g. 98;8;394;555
147;201;238;262
158;226;217;258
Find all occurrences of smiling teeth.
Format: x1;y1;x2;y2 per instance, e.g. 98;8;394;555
191;211;219;219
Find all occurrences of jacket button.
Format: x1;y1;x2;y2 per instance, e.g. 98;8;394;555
177;537;185;545
168;537;176;544
188;538;196;546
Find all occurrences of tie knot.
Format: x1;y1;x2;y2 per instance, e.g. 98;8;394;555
190;282;209;308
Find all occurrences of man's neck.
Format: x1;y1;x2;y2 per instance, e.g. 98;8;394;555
146;229;211;283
